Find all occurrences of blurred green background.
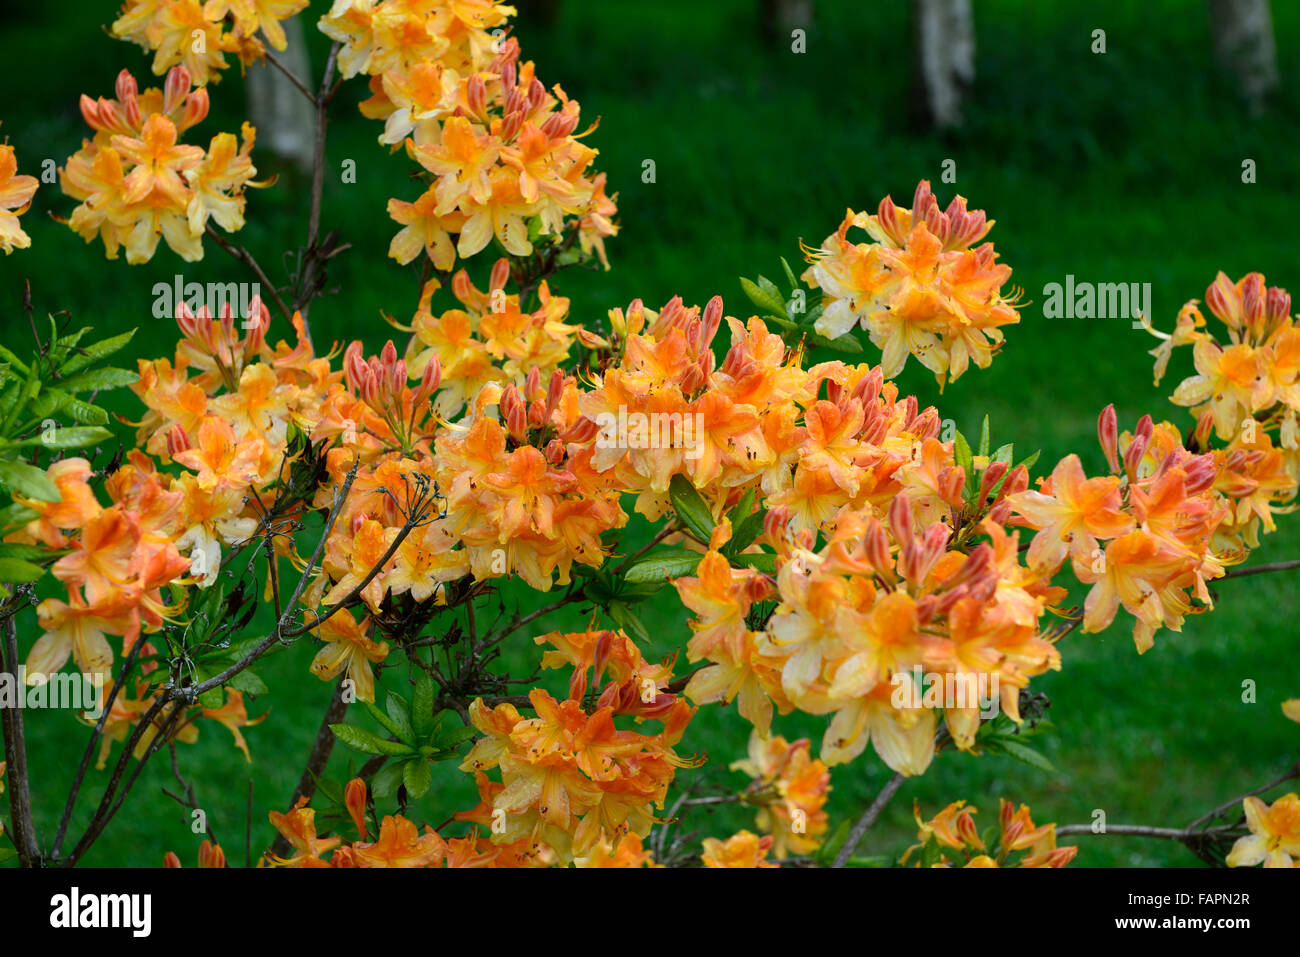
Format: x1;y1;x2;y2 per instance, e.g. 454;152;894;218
1;0;1298;867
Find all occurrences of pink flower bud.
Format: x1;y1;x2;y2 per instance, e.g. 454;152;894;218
1098;404;1120;473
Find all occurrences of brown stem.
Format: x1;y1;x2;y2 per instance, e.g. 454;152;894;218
296;41;341;333
204;225;295;324
1222;559;1300;579
832;772;905;868
1;610;41;866
268;679;350;860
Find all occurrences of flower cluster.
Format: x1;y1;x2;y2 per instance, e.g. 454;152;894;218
1009;405;1289;652
0;144;38;254
264;776;664;867
112;0;309;84
402;258;578;417
902;798;1076;868
729;732;830;858
456;630;698;863
319;0;617;272
803;180;1021;386
60;67;263;263
678;488;1063;775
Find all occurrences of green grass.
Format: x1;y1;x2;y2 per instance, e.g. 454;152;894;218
2;0;1299;867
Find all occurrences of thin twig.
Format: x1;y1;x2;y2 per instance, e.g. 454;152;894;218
205;225;295;324
832;772;905;868
0;609;40;866
1222;559;1300;579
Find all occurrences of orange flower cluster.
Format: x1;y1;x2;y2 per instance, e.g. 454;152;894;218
803;180;1021;386
0;144;38;254
133;306;331;583
401;258;578;417
678;493;1062;775
16;456;188;682
308;340;468;637
1011;405;1247;653
433;367;626;590
456;630;698;863
1148;271;1300;549
902;798;1076;868
264;776;663;867
60;67;263;263
319;0;617;271
730;732;830;857
112;0;309;84
577;296;1021;539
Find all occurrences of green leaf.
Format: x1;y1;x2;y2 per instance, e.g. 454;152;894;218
402;758;432;799
740;277;787;318
61;330;136;376
34;427;113;450
733;552;776;574
0;557;44;583
434;725;478;751
330;723;414;757
991;442;1014;465
804;330;863;353
760;312;797;331
0;459;59;501
1016;449;1041;474
362;700;410;744
385;692;415;743
413;672;435;740
608;601;649;642
668;474;715;543
817;819;851;865
952;429;973;475
25;389;109;426
0;344;30;376
370;761;404;799
978;416;990;458
779;256;799;292
227;670;268;696
0;543;58;561
990;736;1060;776
623;548;703;584
58;367;138;393
919;833;943;868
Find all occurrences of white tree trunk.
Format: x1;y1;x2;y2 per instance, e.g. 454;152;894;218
246;16;315;174
910;0;975;130
1208;0;1278;109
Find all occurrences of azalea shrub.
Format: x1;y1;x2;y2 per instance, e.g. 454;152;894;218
1;0;1298;871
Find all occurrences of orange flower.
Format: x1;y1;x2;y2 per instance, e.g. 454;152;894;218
701;831;778;868
1226;794;1300;868
307;611;389;703
267;800;341;867
352;815;448;868
200;688;267;762
0;144;38;254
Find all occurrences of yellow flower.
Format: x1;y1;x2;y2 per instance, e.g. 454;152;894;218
1226;794;1300;868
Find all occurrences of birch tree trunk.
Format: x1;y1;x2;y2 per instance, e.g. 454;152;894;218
1208;0;1278;110
910;0;975;131
246;16;315;174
